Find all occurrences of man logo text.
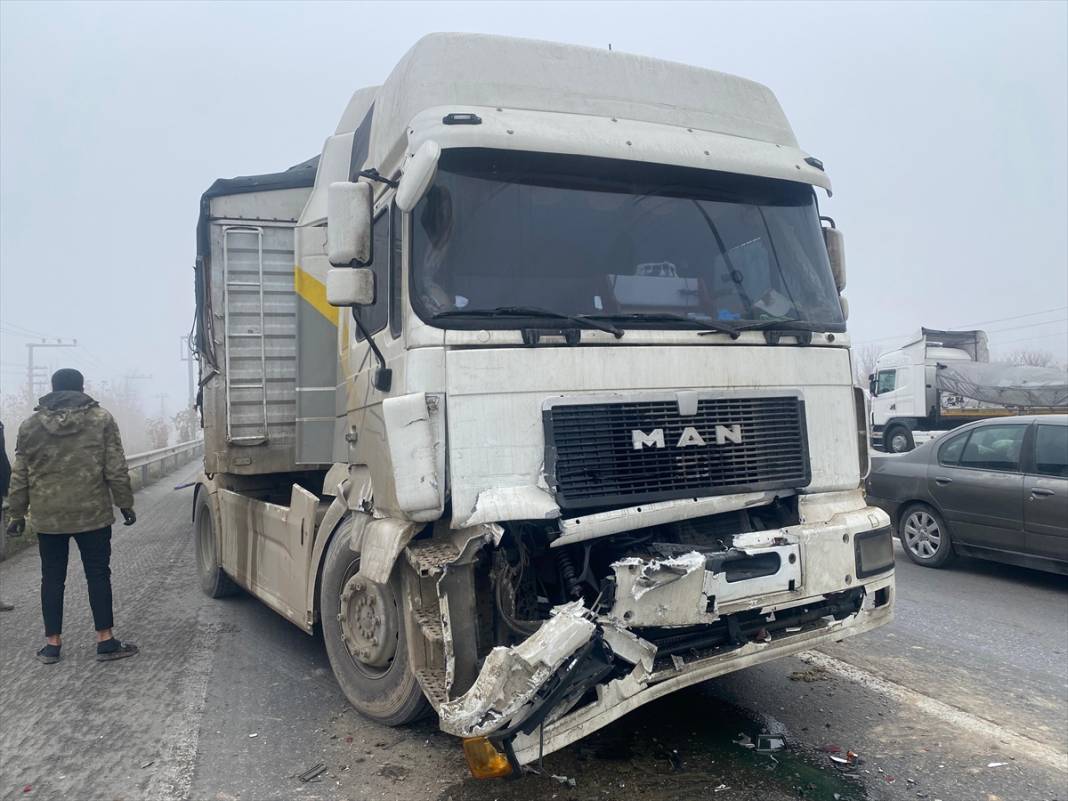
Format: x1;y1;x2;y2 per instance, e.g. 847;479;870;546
631;425;743;450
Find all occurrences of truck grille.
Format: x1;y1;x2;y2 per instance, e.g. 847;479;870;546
544;395;810;509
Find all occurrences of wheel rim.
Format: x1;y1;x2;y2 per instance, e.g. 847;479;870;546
903;510;941;559
890;432;909;452
337;560;400;678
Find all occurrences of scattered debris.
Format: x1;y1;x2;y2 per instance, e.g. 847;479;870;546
298;763;328;783
789;666;831;682
987;762;1008;768
550;774;577;788
21;786;31;794
714;784;729;793
829;750;861;771
756;734;786;753
819;744;843;753
344;736;353;744
378;763;408;781
733;734;755;749
140;761;155;769
248;732;259;739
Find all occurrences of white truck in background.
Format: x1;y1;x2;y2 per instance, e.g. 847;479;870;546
191;33;894;778
870;328;1068;452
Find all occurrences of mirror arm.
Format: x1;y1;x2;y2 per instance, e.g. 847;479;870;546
357;168;399;189
351;313;393;392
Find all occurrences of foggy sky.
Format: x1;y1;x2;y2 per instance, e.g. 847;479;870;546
2;0;1066;415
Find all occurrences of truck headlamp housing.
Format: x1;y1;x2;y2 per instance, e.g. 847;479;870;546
854;527;894;579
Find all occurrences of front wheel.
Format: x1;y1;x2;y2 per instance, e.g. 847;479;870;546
885;425;915;453
899;503;955;568
320;519;428;726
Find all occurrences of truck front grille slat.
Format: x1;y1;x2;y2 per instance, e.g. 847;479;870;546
544;396;810;509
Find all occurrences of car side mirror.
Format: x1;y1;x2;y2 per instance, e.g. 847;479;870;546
326;267;375;307
328;181;373;266
823;225;846;292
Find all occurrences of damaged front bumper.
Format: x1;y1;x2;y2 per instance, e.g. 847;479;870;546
438;500;895;768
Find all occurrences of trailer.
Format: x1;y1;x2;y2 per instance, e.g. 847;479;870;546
192;33;894;777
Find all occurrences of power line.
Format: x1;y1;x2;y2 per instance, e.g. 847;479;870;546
854;306;1068;346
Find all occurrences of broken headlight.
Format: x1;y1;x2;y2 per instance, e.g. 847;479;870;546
854;526;894;578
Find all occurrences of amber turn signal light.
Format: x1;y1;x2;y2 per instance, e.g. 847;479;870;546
462;736;513;779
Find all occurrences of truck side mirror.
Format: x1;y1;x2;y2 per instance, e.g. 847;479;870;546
823;226;846;292
326;267;375;307
328;181;373;266
868;373;877;395
396;140;441;213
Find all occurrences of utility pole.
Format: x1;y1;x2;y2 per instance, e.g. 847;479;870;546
180;335;195;409
26;339;77;400
123;372;152;397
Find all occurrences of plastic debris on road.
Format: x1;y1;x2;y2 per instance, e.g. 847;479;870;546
298;763;327;783
551;774;577;788
756;734;786;753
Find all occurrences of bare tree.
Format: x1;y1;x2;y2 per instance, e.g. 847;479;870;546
1002;350;1056;368
851;344;882;386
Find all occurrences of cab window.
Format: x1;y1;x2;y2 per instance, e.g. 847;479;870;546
958;425;1026;472
875;369;897;395
354;208;389;339
1034;425;1068;478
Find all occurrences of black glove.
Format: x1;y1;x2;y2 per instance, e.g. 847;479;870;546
6;518;25;537
121;508;137;527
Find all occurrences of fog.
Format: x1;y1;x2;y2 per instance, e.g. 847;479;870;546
2;1;1065;444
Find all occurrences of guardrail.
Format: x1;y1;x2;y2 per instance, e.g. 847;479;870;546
127;439;204;490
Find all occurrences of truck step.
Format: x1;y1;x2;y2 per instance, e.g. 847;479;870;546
414;667;449;708
405;540;460;577
412;608;444;645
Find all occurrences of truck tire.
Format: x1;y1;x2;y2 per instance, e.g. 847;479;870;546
194;489;239;598
898;503;955;568
320;521;428;726
885;425;915;453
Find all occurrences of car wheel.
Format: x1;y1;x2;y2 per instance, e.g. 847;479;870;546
899;503;955;568
885;425;915;453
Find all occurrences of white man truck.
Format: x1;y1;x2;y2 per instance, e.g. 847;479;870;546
870;329;1068;452
192;34;893;777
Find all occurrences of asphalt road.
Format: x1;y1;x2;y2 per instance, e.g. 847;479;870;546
1;464;1065;801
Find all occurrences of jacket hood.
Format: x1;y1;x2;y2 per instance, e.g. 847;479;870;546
34;391;99;436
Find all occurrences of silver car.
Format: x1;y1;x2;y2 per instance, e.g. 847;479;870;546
865;415;1068;573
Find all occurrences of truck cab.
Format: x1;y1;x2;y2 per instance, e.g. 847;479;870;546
193;33;894;776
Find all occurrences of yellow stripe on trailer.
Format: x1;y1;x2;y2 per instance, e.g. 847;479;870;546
294;266;339;326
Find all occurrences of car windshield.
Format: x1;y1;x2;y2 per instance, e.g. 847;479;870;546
410;149;845;331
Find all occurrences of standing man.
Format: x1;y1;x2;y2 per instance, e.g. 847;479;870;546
6;369;139;664
1;420;13;611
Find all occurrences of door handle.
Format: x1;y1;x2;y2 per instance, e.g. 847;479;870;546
934;476;953;486
1030;487;1055;498
889;404;896;410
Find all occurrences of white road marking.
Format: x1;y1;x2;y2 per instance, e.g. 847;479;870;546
143;604;221;801
802;651;1068;773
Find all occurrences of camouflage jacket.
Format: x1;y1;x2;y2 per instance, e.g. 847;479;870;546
7;391;135;534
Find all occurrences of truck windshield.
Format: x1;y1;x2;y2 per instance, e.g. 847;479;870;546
411;148;845;332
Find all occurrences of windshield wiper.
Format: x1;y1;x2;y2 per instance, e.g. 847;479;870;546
432;306;624;338
734;318;829;332
589;312;740;340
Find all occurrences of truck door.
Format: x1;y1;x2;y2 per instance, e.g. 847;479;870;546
928;423;1027;553
346;199;405;504
1023;423;1068;561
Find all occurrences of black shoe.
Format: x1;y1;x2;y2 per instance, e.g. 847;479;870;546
36;644;61;664
96;638;138;662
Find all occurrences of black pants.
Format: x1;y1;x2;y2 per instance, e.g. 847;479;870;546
37;527;114;636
